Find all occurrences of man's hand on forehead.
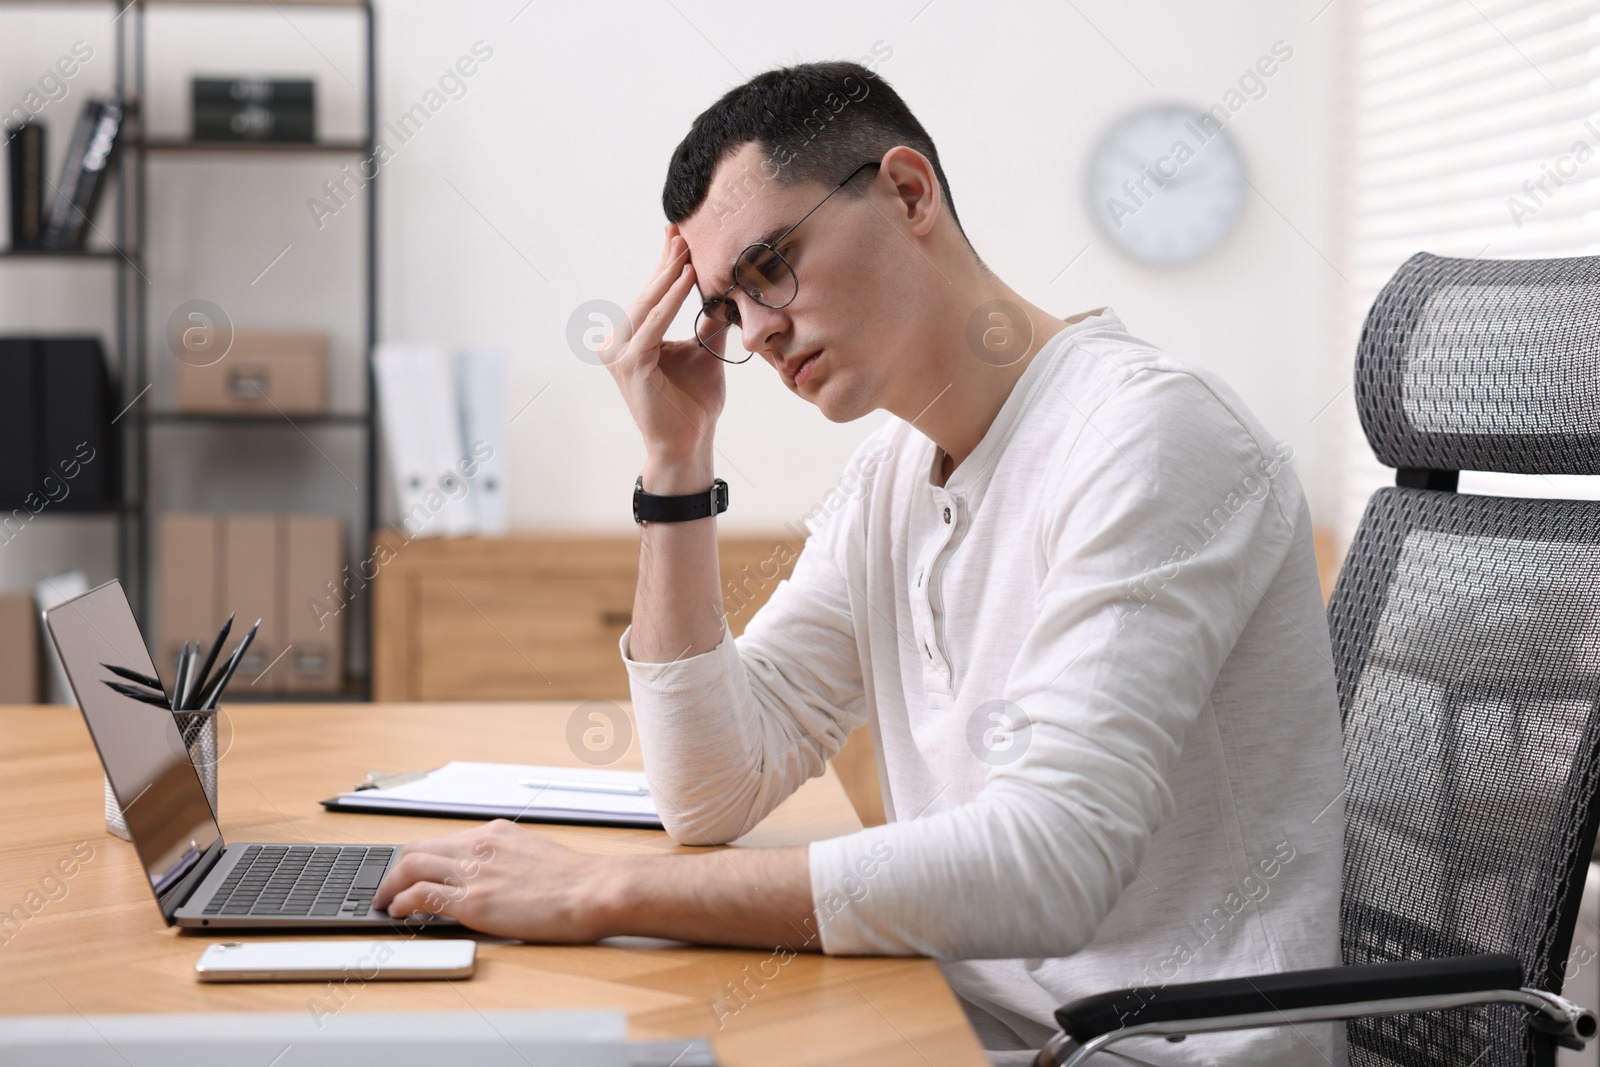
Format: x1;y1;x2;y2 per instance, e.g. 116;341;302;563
668;221;713;305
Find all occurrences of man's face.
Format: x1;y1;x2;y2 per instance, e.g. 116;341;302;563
679;142;906;423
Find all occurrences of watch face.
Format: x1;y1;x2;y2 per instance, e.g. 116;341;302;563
1085;103;1247;265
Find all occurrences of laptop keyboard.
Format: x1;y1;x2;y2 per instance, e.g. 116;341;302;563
202;844;396;918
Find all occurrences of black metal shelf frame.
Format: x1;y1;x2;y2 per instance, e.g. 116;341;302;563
2;0;379;697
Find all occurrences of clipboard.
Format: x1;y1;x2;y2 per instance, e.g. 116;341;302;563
319;761;665;830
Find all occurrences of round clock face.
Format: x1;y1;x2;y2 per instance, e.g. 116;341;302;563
1085;104;1247;266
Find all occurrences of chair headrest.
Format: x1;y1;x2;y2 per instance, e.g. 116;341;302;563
1356;251;1600;475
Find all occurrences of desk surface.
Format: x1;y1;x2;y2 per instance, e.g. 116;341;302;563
0;701;987;1066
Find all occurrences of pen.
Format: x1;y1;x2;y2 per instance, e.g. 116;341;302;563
197;619;259;711
106;680;177;709
185;639;205;710
517;778;650;797
193;612;234;705
101;662;164;692
178;641;201;711
171;642;192;711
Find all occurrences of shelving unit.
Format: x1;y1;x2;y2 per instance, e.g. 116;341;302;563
1;0;379;698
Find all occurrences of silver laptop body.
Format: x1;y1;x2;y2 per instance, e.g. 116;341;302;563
44;580;456;931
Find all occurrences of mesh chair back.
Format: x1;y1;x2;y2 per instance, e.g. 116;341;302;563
1329;252;1600;1066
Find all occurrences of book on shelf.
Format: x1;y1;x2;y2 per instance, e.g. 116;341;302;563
6;122;45;250
41;97;122;251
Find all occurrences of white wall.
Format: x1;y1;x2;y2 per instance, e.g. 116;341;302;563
0;0;1346;596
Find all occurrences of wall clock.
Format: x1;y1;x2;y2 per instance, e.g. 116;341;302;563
1085;103;1248;266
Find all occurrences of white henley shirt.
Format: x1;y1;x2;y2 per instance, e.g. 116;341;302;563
618;309;1348;1066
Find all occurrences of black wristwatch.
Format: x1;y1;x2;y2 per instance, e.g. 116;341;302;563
633;474;729;525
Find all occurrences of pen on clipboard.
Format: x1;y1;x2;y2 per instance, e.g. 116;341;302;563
353;768;437;791
517;778;651;797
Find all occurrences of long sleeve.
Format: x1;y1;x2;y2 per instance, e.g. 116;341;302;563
617;440;880;845
806;368;1303;959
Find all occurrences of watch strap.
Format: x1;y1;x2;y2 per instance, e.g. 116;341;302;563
634;475;728;525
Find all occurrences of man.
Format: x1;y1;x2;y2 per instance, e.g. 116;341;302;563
374;60;1347;1066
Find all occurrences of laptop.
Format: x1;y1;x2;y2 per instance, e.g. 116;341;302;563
44;579;457;931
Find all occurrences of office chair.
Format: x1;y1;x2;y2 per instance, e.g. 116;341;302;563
1035;251;1600;1066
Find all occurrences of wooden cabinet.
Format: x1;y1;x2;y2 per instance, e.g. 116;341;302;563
371;531;804;701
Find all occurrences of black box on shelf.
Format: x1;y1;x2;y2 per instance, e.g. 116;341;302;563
191;78;314;143
193;77;314;108
0;337;119;512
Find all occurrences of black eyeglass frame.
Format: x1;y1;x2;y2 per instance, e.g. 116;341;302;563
693;159;882;364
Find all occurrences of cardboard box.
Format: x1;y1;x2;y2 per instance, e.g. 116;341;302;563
222;514;285;692
158;513;221;682
283;515;345;693
158;511;347;698
0;592;39;703
174;329;327;415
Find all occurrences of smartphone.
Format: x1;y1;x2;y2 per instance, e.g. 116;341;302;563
194;939;476;982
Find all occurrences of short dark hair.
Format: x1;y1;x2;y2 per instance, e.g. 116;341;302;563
661;60;971;246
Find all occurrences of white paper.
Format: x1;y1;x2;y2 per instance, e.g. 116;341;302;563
333;761;660;826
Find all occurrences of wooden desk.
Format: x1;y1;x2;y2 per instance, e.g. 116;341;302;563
0;702;987;1066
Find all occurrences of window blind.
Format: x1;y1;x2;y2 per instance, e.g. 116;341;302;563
1336;0;1600;545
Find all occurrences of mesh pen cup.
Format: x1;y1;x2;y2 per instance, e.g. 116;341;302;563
103;708;220;840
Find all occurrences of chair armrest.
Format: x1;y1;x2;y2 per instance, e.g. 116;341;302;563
1055;953;1523;1041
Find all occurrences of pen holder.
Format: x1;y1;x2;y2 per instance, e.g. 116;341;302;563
103;709;220;840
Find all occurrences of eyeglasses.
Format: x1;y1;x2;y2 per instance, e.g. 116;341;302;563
693;159;881;364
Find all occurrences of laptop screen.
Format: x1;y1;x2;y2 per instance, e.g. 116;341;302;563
45;581;222;898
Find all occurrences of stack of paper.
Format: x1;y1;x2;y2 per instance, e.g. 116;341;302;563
322;761;662;829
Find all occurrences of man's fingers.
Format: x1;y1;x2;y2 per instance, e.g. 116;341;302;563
622;242;692;350
372;850;474;910
632;262;697;359
651;225;676;277
383;880;462;921
392;828;488;860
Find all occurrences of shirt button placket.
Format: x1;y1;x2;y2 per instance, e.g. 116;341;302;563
922;496;955;676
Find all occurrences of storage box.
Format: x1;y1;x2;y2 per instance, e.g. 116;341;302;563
157;513;221;680
158;511;346;696
221;514;284;691
283;514;344;692
174;329;327;414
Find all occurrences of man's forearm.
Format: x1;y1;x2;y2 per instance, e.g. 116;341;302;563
630;445;726;663
592;845;820;951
